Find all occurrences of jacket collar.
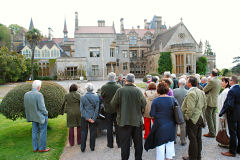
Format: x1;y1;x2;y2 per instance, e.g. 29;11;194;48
125;84;136;87
188;87;197;92
32;88;39;92
230;84;239;89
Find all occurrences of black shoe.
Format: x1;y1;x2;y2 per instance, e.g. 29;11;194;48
81;148;85;152
107;144;113;148
91;148;94;151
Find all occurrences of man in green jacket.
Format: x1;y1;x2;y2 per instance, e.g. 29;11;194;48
111;73;146;160
182;76;207;160
101;72;121;148
203;69;221;137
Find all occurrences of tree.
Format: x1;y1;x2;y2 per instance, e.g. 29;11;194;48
8;24;22;34
233;56;240;63
221;68;232;76
0;24;11;49
232;56;240;75
25;28;42;80
196;56;207;75
158;52;172;74
0;47;26;82
204;40;215;56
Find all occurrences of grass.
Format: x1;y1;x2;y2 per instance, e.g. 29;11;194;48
135;82;147;89
0;114;68;160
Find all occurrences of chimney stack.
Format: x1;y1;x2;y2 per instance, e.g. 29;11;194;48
75;12;78;31
120;18;124;34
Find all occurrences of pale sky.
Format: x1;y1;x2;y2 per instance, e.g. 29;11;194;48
1;0;239;69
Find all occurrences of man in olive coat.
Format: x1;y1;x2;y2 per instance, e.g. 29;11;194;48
182;76;207;160
111;73;146;160
203;69;221;137
101;72;121;148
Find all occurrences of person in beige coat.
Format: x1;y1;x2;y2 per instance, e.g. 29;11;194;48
203;69;221;137
143;82;158;139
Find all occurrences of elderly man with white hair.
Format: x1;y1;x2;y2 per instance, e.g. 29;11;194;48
173;78;188;146
164;71;174;89
111;73;146;160
200;77;208;88
80;83;99;152
24;80;50;152
101;72;121;148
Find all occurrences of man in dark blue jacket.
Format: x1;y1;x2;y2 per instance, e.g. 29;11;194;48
219;75;240;157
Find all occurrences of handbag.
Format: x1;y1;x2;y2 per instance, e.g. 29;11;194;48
216;120;229;145
171;97;185;125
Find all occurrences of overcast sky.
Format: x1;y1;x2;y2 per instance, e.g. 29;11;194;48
1;0;239;69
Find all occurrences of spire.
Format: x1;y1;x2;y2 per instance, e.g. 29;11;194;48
63;18;68;42
29;18;34;30
63;18;68;33
75;12;79;32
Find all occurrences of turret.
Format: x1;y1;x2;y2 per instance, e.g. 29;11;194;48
75;12;78;32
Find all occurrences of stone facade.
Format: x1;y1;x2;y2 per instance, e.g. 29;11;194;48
145;22;203;75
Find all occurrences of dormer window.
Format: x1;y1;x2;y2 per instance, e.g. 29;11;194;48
146;36;151;44
129;36;137;45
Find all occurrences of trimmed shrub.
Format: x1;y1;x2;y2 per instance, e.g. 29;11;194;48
0;81;66;120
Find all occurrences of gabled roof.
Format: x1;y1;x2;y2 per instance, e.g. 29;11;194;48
75;26;115;34
124;29;155;38
37;41;60;49
153;23;181;49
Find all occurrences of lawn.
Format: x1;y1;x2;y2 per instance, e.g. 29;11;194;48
0;114;67;160
135;82;147;89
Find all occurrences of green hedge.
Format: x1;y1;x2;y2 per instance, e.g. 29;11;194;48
0;81;66;120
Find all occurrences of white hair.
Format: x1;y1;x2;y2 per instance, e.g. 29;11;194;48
108;72;116;82
179;78;186;86
195;74;201;83
32;80;42;89
85;83;94;92
164;71;171;78
201;76;207;82
171;74;176;78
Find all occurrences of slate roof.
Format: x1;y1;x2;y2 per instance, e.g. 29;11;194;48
153;23;181;49
75;26;115;34
124;29;155;38
41;38;74;44
37;40;60;49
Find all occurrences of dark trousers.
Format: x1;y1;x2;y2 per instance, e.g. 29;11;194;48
106;113;120;147
69;127;81;146
186;117;204;160
81;118;97;151
227;120;240;154
118;125;143;160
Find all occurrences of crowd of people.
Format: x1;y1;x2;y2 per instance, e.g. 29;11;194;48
23;69;240;160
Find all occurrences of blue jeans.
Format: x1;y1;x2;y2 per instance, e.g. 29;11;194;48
32;116;48;150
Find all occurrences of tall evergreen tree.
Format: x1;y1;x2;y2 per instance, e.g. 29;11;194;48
158;52;172;74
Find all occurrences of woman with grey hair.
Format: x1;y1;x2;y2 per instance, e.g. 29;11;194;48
80;83;99;152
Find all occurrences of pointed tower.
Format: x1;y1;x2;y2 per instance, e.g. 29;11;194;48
120;18;124;34
63;18;68;42
75;12;78;32
29;18;34;30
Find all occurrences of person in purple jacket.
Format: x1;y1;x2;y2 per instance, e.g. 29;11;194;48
163;78;174;96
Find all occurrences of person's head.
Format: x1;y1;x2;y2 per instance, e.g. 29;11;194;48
201;77;207;84
85;83;94;92
171;73;176;79
195;74;201;84
69;83;78;92
108;72;116;82
157;81;169;95
147;82;157;90
162;78;171;88
211;69;218;77
229;75;239;86
151;76;159;83
164;71;171;78
221;77;231;89
180;74;187;81
146;75;152;82
126;73;135;84
32;80;42;91
118;74;123;81
178;78;186;87
187;76;198;88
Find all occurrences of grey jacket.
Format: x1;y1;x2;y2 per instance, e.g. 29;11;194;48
24;88;48;124
80;91;99;121
173;86;188;107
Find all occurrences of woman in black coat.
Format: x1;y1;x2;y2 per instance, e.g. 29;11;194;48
144;81;178;160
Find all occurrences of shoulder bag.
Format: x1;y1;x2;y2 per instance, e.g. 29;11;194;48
171;97;184;125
